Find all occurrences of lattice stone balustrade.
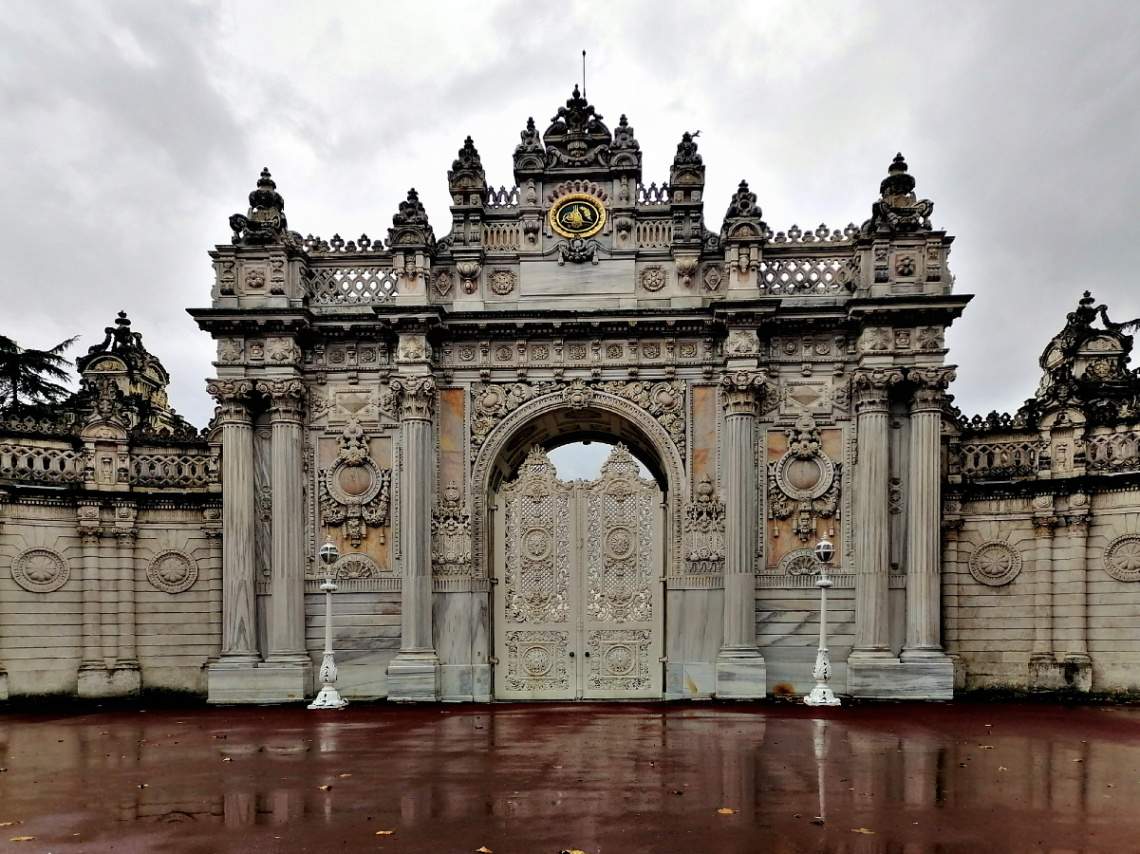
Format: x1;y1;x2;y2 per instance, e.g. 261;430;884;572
308;264;398;304
1086;430;1140;472
0;443;83;483
131;452;216;488
757;257;855;295
955;439;1043;480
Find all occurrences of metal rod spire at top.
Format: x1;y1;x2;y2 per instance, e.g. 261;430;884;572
582;50;587;99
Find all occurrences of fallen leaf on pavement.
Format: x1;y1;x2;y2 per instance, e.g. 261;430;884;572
717;808;737;815
979;745;994;749
851;828;874;834
998;766;1008;771
375;830;394;835
222;757;232;762
560;850;586;854
1073;759;1083;763
318;785;332;791
476;847;493;853
10;838;34;843
339;774;352;778
0;823;16;827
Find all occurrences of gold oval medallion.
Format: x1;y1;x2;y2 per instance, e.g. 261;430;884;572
549;193;606;239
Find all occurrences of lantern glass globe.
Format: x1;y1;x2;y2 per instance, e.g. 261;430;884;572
814;537;835;565
319;541;340;566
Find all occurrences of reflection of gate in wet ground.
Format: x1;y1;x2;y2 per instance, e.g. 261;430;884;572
493;444;663;700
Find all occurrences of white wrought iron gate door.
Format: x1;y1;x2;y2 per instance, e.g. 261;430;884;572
494;445;663;701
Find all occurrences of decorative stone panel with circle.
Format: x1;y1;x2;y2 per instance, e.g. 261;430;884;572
968;540;1022;586
774;450;836;501
147;550;199;594
640;265;666;292
12;547;70;593
1103;534;1140;582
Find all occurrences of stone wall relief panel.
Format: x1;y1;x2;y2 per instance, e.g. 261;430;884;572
968;540;1023;587
432;481;472;577
1103;533;1140;583
310;385;396;427
684;474;724;575
316;419;393;575
11;546;71;594
765;413;843;571
146;549;198;594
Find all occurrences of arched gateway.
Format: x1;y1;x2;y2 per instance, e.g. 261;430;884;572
194;87;967;704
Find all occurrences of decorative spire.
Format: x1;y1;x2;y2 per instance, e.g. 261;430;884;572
542;86;612;169
720;179;766;242
672;131;702;167
387;188;435;248
228;166;290;245
393;188;429;227
451;136;483;173
448;136;487;200
865;152;934;234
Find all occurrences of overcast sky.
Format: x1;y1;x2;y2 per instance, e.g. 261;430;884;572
3;1;1139;468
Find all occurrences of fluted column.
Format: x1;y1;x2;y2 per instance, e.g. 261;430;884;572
903;367;955;657
258;379;309;665
207;379;259;664
715;370;767;698
851;368;902;658
387;373;441;700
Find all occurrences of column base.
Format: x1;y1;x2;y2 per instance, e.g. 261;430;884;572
78;665;116;699
1029;654;1092;692
715;647;766;699
848;653;953;700
207;659;313;704
387;650;441;702
111;664;141;696
0;668;8;702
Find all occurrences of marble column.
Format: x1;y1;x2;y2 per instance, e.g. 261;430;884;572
903;367;955;658
387;373;442;700
715;370;767;698
206;380;259;665
257;379;312;685
850;368;902;659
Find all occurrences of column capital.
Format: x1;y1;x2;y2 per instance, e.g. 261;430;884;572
719;369;768;417
206;378;255;422
908;366;957;411
256;378;306;422
391;374;437;421
76;501;102;543
1066;513;1091;535
1033;515;1060;538
113;528;138;547
851;367;905;413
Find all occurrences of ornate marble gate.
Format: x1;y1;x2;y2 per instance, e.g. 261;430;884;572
493;445;663;700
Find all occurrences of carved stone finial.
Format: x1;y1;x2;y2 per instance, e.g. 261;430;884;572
721;179;766;242
541;86;612;169
608;114;642;169
387;188;436;249
864;152;934;234
449;136;487;198
229;167;290;246
672;131;703;167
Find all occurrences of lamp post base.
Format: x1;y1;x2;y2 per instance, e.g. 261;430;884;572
804;683;841;706
308;684;348;710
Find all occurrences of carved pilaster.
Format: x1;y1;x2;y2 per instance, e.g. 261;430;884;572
1064;507;1091;668
1031;514;1059;662
113;527;139;672
76;502;103;672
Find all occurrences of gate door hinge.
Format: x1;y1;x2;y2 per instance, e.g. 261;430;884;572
490;657;499;665
659;656;668;663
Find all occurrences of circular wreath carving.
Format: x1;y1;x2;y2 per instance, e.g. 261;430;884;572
1103;534;1140;582
12;547;70;593
774;450;835;501
605;526;636;560
324;457;384;506
640;266;666;292
968;541;1022;586
147;550;199;594
521;645;553;676
604;645;635;675
522;528;553;562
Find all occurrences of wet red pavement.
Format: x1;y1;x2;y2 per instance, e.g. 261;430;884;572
1;701;1139;854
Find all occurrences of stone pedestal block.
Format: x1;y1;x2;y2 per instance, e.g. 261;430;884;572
1029;655;1092;693
387;650;441;702
206;661;313;704
848;655;953;699
715;648;766;699
0;670;8;702
77;666;116;699
111;665;141;696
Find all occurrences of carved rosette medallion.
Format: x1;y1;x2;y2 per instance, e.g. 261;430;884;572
1103;534;1140;582
768;413;840;543
968;541;1023;586
587;629;652;691
488;269;517;296
329;552;385;579
318;419;392;547
640;265;666;292
12;547;70;594
776;547;820;576
146;550;199;594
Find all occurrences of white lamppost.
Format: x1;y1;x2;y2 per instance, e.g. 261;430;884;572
804;536;841;707
309;539;348;710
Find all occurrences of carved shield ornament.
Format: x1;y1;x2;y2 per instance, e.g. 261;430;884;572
549;193;606;239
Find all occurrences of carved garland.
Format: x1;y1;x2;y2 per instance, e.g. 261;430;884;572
432;481;473;576
684;474;725;574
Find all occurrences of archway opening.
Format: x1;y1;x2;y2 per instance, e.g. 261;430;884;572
547;440;653;482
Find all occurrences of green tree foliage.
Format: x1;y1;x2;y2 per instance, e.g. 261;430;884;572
0;334;78;410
